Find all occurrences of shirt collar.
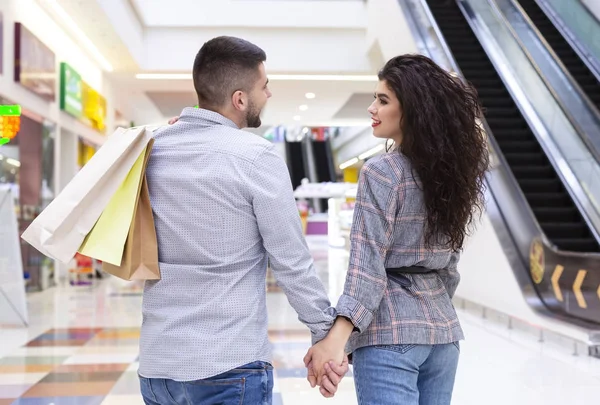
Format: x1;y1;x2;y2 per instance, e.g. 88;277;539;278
179;107;239;129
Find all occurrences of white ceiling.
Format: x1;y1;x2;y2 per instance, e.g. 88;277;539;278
46;0;383;127
111;73;377;126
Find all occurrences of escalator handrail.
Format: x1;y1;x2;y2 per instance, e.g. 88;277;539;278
457;0;600;251
535;0;600;82
495;0;600;164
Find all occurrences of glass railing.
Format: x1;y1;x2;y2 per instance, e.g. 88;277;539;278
491;0;600;161
539;0;600;75
459;0;600;237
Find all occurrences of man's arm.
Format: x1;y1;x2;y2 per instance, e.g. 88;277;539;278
251;144;336;342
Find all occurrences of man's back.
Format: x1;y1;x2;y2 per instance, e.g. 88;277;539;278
138;108;335;382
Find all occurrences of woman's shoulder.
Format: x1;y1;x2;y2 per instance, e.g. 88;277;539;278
362;151;411;185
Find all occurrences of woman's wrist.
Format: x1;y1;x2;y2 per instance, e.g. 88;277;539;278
327;316;354;344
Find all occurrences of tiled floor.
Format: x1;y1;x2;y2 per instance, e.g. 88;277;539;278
2;236;600;404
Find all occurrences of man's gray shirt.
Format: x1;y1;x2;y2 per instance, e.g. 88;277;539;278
138;107;336;381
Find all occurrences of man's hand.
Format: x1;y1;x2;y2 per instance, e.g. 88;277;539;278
304;337;345;387
168;116;180;125
307;356;349;398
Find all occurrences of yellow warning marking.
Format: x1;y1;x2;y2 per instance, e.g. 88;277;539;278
573;270;588;309
551;265;564;302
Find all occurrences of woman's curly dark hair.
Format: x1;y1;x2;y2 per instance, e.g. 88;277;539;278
379;54;489;252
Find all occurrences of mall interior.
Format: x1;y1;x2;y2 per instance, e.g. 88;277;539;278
1;0;600;403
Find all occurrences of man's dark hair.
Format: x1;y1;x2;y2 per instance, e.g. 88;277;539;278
193;36;267;109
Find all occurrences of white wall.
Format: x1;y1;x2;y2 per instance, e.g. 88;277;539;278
0;0;109;146
367;0;419;61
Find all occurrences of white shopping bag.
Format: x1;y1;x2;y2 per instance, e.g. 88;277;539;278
21;126;154;264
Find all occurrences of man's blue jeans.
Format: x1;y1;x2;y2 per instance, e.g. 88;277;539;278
353;343;460;405
140;361;273;405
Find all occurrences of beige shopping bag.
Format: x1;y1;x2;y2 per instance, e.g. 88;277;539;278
102;143;160;280
21;126;154;264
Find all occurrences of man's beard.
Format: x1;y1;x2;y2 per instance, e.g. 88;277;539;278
246;99;262;128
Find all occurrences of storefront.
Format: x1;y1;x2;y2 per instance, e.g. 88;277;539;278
0;7;111;290
0;96;57;291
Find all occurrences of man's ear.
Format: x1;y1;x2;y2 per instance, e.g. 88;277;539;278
231;90;248;112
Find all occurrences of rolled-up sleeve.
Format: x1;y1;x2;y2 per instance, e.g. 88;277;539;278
336;162;401;333
251;145;336;343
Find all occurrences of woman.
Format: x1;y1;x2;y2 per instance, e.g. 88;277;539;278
304;54;489;404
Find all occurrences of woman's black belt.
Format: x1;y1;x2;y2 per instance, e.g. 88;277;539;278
386;266;433;274
385;266;433;288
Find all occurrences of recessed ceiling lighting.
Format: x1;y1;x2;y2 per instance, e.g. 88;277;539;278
305;93;316;99
302;127;310;134
293;116;301;121
299;105;308;111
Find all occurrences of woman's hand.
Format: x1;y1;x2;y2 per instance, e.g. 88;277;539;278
306;356;349;398
304;335;346;386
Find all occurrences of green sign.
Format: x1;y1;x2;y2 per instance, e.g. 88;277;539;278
0;105;21;116
60;62;82;118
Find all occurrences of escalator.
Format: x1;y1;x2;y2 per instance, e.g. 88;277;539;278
515;0;600;109
424;0;600;253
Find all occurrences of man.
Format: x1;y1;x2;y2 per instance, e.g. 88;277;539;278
138;36;347;404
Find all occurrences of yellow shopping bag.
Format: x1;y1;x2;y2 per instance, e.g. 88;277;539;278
78;139;154;266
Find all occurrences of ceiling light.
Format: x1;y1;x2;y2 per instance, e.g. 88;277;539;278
299;105;308;111
270;74;377;81
359;144;385;160
136;73;191;80
339;157;359;170
136;74;376;82
305;93;316;99
43;0;113;72
293;116;301;121
302;127;309;134
6;158;21;168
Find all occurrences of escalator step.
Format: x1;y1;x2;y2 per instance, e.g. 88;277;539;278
540;222;592;238
518;179;563;193
510;166;555;178
499;141;541;153
525;193;572;207
533;207;581;222
551;239;599;252
504;153;547;165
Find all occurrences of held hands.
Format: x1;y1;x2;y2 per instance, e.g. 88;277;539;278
306;355;349;398
304;336;348;398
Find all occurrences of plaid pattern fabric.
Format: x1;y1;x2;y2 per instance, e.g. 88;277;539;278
336;153;464;354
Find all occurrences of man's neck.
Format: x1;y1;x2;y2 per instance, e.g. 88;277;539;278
197;105;243;129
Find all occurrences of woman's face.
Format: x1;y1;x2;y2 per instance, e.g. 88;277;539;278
367;80;402;144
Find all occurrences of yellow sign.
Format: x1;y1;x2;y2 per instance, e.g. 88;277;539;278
530;239;545;284
81;81;106;132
